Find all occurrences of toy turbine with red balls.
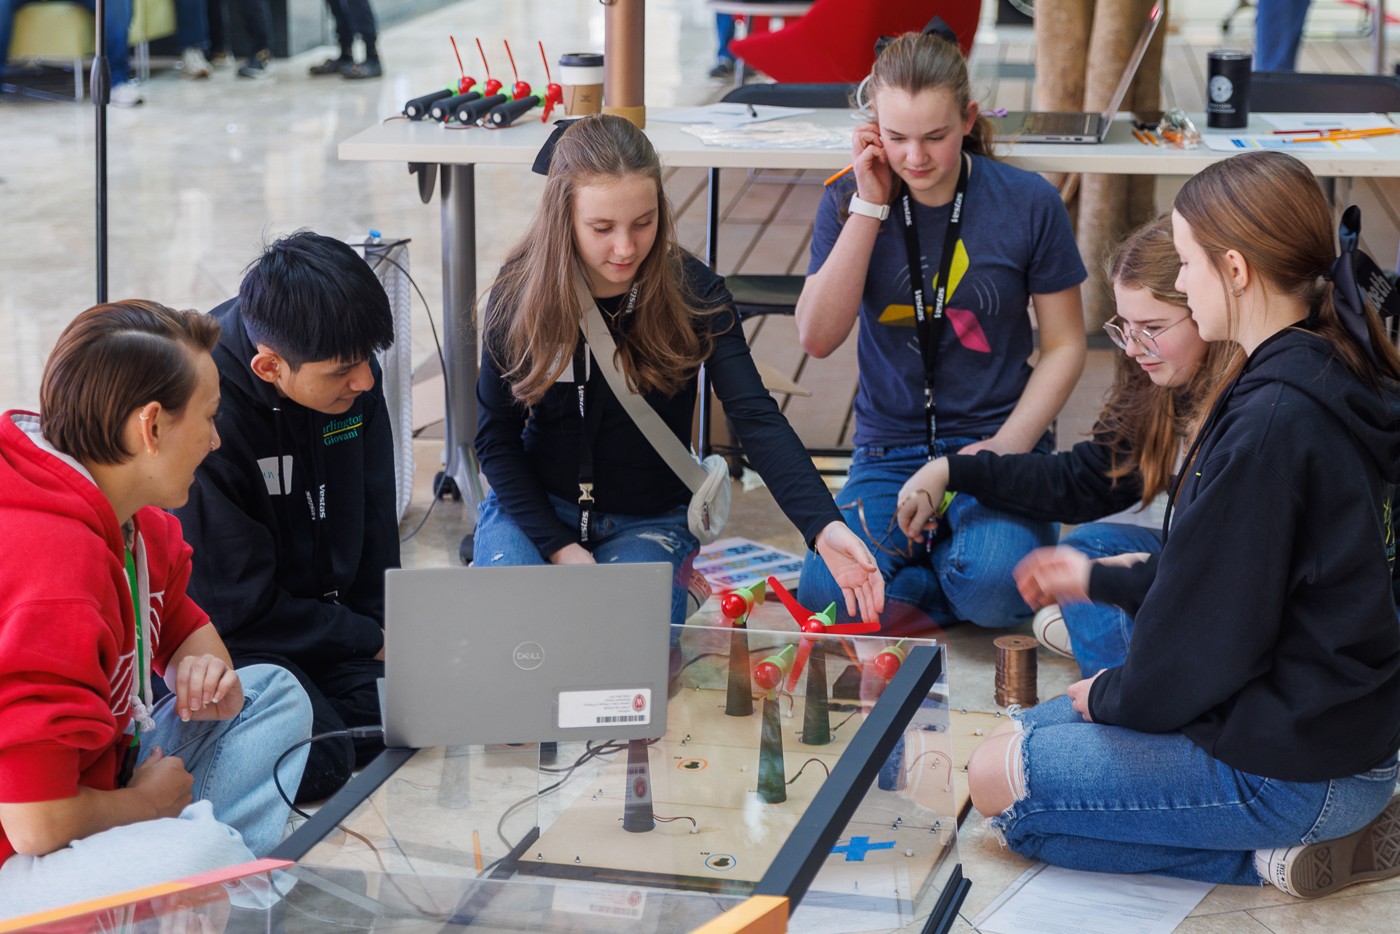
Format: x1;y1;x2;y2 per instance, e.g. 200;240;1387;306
873;639;910;682
476;38;502;97
752;645;795;696
449;36;475;94
539;41;564;121
766;576;879;693
720;580;766;627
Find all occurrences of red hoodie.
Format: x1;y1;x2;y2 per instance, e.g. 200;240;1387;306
0;412;207;862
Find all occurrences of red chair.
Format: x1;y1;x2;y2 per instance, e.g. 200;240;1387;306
730;0;980;84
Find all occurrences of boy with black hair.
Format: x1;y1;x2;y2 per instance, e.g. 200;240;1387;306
175;231;399;802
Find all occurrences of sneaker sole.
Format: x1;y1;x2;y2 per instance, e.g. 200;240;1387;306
1285;796;1400;898
1031;606;1074;659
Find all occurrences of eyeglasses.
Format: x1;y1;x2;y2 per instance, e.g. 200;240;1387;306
1102;316;1189;358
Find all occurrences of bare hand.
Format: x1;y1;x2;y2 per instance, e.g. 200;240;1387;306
549;543;597;565
1067;670;1104;721
130;748;193;819
851;121;893;205
1013;546;1092;610
895;457;951;539
815;521;885;622
174;654;242;722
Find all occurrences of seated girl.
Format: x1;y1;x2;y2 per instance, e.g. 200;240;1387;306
793;25;1087;633
896;217;1236;676
968;151;1400;898
0;301;312;918
473;114;883;625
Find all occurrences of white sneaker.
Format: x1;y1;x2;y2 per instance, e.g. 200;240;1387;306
110;81;144;107
1031;605;1074;659
1255;794;1400;898
181;47;212;79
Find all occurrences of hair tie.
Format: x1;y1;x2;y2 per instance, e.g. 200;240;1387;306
531;117;580;176
875;15;959;60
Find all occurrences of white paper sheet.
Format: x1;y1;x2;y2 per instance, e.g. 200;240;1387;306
1202;112;1394;152
648;103;815;127
971;863;1212;934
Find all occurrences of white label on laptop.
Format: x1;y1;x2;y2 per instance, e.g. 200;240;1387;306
551;885;646;920
557;688;652;729
258;455;294;495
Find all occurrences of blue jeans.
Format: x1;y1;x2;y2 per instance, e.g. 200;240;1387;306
0;665;312;917
991;696;1400;885
798;440;1056;632
0;0;132;83
176;0;207;52
1058;522;1161;677
474;491;699;627
1255;0;1311;72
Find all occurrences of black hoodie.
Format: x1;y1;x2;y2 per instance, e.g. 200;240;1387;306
173;300;401;670
1087;327;1400;782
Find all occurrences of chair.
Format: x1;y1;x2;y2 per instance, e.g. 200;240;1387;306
702;82;858;474
729;0;979;84
9;0;177;98
1248;71;1400;113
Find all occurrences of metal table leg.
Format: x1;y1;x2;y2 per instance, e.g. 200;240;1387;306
439;164;484;556
697;166;722;457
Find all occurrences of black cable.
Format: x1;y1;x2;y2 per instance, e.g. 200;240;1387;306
274;726;383;820
785;757;830;785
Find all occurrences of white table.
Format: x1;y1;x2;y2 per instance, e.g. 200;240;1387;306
339;108;1400;525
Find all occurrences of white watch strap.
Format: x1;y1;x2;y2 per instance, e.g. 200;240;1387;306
849;195;890;221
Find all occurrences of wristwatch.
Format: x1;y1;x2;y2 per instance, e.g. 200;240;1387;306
849;195;890;221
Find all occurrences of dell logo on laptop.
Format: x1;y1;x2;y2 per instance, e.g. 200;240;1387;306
512;642;545;670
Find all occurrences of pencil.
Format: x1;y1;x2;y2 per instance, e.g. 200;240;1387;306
1131;128;1151;146
824;164;854;186
473;829;483;872
1286;127;1400;143
1271;127;1342;135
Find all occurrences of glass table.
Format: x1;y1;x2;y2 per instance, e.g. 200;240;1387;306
274;623;970;933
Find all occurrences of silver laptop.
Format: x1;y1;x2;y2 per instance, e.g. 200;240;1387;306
990;4;1162;144
381;563;672;748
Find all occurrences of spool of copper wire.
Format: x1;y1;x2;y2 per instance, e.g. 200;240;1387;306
994;634;1038;708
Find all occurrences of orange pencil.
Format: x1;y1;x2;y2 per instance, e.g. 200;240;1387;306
1131;128;1151;146
824;164;855;186
473;829;483;872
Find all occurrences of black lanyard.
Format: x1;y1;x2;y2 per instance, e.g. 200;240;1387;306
572;286;637;542
573;345;603;542
899;152;970;459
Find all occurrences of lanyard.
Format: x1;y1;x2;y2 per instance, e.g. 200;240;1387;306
124;547;151;745
573;286;637;542
899;152;970;459
573;345;602;542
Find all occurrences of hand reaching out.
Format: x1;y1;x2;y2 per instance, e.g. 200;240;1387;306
1013;546;1093;610
816;521;885;622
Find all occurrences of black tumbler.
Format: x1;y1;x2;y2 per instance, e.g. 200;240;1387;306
1207;50;1252;130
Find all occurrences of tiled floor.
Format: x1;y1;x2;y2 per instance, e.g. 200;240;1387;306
5;0;1400;930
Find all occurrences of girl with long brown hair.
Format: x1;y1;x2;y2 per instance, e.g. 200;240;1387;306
968;151;1400;898
896;217;1237;676
792;24;1087;634
473;114;883;625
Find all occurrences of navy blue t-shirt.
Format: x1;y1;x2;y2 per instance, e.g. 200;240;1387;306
809;155;1086;446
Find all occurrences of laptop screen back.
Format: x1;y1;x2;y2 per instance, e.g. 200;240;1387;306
383;563;672;748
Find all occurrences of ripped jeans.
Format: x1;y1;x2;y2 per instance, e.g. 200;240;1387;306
473;491;699;626
987;695;1400;885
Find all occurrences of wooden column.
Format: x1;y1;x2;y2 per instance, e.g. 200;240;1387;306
604;0;646;128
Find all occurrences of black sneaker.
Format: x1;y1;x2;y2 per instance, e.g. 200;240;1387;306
237;50;271;79
309;56;350;76
708;58;735;79
341;60;383;80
